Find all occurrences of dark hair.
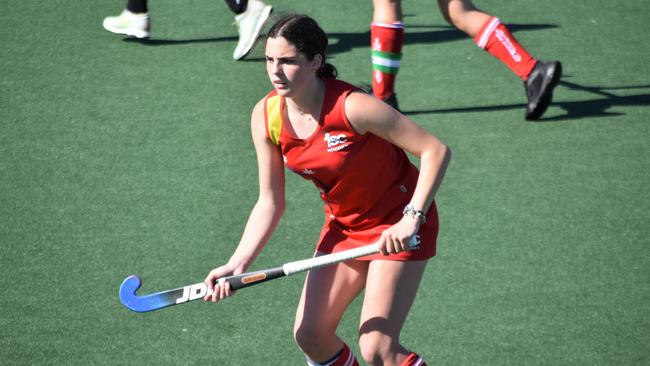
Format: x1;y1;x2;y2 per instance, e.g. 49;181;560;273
266;14;338;79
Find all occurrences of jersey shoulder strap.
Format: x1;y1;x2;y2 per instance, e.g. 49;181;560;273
264;93;283;146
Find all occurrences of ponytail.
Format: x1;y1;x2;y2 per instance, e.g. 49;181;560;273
317;62;338;79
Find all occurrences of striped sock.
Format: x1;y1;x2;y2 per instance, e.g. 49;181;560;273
474;16;537;81
401;352;427;366
371;22;404;100
306;343;359;366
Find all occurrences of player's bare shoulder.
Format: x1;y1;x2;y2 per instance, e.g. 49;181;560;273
344;90;397;135
250;97;269;137
251;97;266;123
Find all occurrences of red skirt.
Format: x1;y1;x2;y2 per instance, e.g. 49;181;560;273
315;201;438;261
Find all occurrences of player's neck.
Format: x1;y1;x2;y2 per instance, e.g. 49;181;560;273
286;77;325;116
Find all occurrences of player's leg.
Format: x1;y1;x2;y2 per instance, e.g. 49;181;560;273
437;0;489;36
371;0;404;110
294;257;368;365
439;0;536;79
227;0;273;60
438;0;562;120
358;259;429;366
103;0;150;39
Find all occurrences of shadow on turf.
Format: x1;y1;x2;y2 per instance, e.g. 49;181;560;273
403;79;650;122
541;81;650;121
121;23;557;57
328;23;558;55
122;36;266;61
123;36;237;46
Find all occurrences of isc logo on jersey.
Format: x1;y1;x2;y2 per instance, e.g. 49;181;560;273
324;132;350;152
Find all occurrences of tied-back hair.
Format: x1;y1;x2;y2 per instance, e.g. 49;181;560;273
266;14;338;79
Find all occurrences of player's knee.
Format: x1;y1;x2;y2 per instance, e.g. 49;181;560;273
293;322;326;353
447;7;468;29
358;332;395;364
441;0;476;29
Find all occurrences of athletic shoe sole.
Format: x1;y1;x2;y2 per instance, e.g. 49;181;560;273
102;23;149;39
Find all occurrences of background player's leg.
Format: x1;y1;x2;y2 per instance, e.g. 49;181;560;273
439;0;536;79
371;0;404;110
438;0;561;120
126;0;148;13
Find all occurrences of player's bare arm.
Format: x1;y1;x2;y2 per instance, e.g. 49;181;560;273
345;91;451;254
203;99;287;302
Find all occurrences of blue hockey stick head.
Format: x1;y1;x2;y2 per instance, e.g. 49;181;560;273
119;275;207;313
120;275;147;312
119;275;177;313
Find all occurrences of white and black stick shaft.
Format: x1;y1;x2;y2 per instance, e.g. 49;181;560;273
119;235;420;312
219;237;409;288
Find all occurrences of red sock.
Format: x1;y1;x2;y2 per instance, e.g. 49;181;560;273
307;343;359;366
474;17;537;81
371;22;404;99
331;343;359;366
401;352;427;366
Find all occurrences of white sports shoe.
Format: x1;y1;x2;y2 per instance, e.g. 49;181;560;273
233;0;273;60
102;10;150;39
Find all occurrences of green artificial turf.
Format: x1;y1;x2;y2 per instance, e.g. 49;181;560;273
1;0;648;364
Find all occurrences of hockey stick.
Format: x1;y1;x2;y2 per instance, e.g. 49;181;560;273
119;235;420;313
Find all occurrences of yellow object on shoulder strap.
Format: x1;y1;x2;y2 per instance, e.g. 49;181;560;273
266;95;282;145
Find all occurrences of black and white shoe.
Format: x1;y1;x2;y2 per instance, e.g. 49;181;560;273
524;60;562;120
232;0;272;60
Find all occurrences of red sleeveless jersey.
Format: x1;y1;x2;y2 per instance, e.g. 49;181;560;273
263;78;437;260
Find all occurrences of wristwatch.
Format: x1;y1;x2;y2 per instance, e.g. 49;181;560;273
403;204;426;224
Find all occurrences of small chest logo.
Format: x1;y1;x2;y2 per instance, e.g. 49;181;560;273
324;132;350;152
